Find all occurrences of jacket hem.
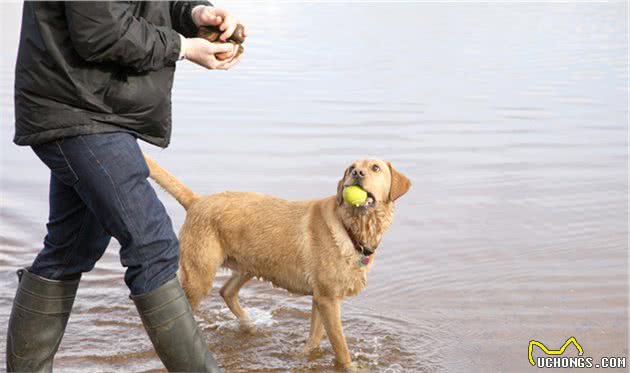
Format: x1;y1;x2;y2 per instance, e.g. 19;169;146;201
14;124;169;148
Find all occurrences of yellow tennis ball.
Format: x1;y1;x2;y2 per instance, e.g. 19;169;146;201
343;185;368;206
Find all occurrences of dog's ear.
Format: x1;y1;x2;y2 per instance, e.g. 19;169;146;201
337;178;345;205
336;167;349;205
387;162;411;202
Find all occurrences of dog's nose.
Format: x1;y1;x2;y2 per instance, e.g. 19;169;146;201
351;168;366;178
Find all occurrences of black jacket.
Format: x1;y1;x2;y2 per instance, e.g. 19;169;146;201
14;1;208;148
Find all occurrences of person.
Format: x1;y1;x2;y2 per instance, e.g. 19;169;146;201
6;2;246;372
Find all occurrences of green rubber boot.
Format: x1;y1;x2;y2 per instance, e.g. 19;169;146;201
6;268;80;372
132;277;222;372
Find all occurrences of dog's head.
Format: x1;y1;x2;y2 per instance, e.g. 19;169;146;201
336;159;411;208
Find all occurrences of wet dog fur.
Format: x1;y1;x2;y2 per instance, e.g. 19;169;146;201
143;155;410;368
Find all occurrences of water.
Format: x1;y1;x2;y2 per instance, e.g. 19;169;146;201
1;1;628;372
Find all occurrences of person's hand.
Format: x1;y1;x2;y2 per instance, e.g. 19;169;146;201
191;5;248;42
180;38;241;70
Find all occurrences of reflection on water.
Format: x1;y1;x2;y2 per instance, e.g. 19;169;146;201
1;2;627;372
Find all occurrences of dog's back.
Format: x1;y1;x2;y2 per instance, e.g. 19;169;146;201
144;155;318;294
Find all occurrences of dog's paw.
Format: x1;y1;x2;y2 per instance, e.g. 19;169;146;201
302;344;319;356
239;319;257;334
304;341;330;361
334;359;362;371
342;361;360;371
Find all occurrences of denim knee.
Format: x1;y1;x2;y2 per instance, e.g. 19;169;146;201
31;232;111;281
123;231;180;295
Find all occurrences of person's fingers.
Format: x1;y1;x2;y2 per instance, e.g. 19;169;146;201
214;46;235;61
211;7;227;16
217;52;242;70
197;7;223;26
211;7;228;25
224;55;242;70
208;42;236;55
220;16;237;40
196;48;241;70
230;44;239;58
204;54;225;70
216;43;239;61
208;56;231;70
219;13;231;31
203;57;215;69
215;51;232;61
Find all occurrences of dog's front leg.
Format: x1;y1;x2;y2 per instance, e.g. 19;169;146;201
304;300;326;353
314;296;352;367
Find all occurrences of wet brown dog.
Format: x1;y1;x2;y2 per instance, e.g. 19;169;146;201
144;155;410;368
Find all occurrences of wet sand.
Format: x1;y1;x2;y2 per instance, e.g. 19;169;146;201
1;2;627;372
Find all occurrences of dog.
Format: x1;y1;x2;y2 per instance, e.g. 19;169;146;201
143;155;411;368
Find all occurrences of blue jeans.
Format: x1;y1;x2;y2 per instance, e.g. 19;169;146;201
29;132;179;295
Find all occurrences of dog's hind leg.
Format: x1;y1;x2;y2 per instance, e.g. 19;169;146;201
179;226;224;311
220;271;253;326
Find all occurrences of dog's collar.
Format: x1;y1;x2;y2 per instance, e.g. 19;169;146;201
344;225;376;260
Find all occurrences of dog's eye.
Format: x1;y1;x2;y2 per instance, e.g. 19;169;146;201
348;165;355;173
372;164;380;172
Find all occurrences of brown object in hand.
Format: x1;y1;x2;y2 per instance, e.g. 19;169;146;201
229;24;246;44
198;24;245;60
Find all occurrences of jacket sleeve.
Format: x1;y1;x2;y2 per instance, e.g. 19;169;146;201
170;1;211;38
65;1;181;72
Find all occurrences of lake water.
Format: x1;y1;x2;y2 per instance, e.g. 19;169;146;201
0;1;628;372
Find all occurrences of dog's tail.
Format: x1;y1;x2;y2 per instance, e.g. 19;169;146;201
143;154;198;210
